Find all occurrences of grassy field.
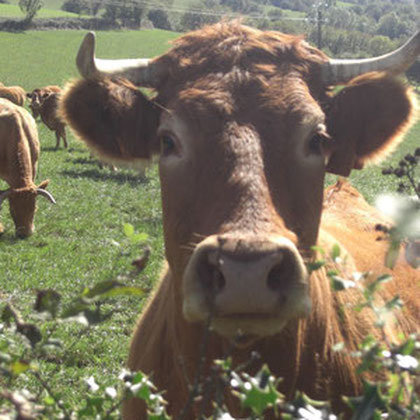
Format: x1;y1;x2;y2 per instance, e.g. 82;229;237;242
0;1;80;18
0;28;178;412
0;28;419;415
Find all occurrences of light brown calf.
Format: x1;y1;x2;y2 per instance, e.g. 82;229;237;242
0;99;56;237
27;86;67;149
27;85;61;119
60;23;420;418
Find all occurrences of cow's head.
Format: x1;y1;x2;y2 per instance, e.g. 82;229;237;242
0;180;56;238
27;87;60;119
27;89;43;118
61;23;419;345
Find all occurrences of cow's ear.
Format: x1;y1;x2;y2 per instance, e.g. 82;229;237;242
325;74;417;176
60;78;160;166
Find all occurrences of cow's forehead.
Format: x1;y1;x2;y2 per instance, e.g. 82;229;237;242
159;72;325;135
163;22;327;77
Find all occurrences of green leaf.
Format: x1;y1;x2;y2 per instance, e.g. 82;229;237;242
43;395;56;406
123;223;135;237
331;243;341;261
376;274;392;284
385;240;401;269
345;381;387;419
131;232;149;244
331;276;356;291
235;366;282;416
311;245;326;256
307;260;325;273
81;280;145;300
11;360;31;375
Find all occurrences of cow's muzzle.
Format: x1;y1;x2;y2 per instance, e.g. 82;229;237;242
182;235;311;345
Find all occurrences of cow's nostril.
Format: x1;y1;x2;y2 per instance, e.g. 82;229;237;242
267;264;288;291
266;253;296;292
198;258;226;295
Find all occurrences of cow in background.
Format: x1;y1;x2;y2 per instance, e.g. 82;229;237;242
0;99;56;238
27;86;67;149
61;24;420;418
0;85;26;107
27;85;61;119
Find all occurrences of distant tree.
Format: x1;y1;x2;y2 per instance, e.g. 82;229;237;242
61;0;89;14
221;0;260;14
179;0;223;31
406;60;420;84
267;7;283;20
103;0;145;27
377;12;409;39
19;0;43;22
148;8;171;30
368;34;394;56
86;0;104;15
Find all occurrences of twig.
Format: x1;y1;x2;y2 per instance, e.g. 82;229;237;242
31;370;72;419
177;302;215;420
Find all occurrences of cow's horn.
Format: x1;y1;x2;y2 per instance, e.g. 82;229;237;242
0;189;11;208
76;32;165;87
36;188;56;204
322;31;420;85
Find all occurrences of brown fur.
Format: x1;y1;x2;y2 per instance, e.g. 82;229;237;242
39;92;68;149
0;99;51;237
0;85;26;107
60;22;420;419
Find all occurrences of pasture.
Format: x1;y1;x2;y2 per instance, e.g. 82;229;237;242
0;28;419;413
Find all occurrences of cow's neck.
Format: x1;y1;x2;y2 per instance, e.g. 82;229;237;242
9;140;34;188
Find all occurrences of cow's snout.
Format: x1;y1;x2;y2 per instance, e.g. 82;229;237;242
183;235;311;341
16;225;34;238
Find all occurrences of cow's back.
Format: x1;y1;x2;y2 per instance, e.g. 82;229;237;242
321;180;420;328
40;93;64;130
0;86;26;107
0;98;39;185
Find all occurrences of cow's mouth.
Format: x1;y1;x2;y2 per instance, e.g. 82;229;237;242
210;315;289;347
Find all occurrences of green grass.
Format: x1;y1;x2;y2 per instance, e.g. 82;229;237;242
0;28;418;414
7;0;67;11
0;2;80;18
0;28;177;410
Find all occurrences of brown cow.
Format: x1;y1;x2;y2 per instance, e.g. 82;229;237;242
27;87;68;149
27;85;61;119
60;23;420;418
0;85;26;107
0;99;56;238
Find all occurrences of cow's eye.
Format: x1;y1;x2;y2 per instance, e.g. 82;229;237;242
160;133;177;156
308;131;330;155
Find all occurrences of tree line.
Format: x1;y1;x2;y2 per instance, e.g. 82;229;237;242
11;0;420;82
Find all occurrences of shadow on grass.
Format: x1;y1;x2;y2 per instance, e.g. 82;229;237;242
61;168;149;186
0;231;22;245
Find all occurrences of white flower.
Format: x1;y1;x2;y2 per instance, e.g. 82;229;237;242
395;354;419;370
297;406;323;420
118;368;130;381
297;406;337;420
352;272;365;282
217;414;235;420
85;376;99;392
382;350;391;358
105;387;117;399
230;378;239;388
